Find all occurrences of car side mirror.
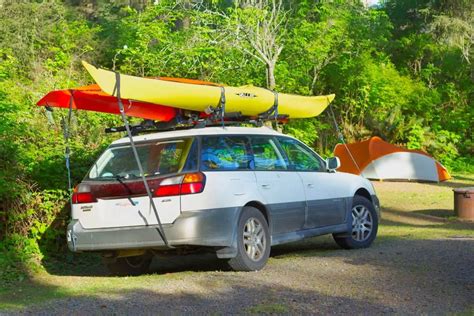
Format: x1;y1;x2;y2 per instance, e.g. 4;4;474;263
326;157;340;171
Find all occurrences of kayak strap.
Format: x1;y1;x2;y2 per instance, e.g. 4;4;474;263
44;106;55;125
58;90;75;210
112;71;171;249
219;86;226;127
327;100;362;174
258;91;279;121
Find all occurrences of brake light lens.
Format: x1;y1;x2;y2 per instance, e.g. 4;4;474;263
181;182;204;194
72;192;97;204
155;185;181;197
154;172;206;197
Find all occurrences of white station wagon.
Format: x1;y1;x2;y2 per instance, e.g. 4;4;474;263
68;126;379;275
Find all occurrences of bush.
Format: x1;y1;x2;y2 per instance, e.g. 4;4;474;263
448;156;474;174
0;189;69;284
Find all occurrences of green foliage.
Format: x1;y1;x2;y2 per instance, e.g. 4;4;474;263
406;124;426;150
0;0;115;283
449;157;474;174
0;189;68;284
284;119;324;148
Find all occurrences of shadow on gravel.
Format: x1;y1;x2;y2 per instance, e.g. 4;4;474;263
413;208;455;218
341;238;474;307
381;207;474;232
424;180;472;189
8;280;394;314
269;237;474;314
0;276;67;310
421;174;473;189
149;253;230;274
270;235;340;259
40;253;108;277
38;251;232;278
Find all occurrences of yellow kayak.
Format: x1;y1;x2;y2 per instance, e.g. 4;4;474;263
82;61;335;119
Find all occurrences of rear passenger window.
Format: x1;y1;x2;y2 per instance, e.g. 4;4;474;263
250;137;287;171
182;139;198;172
278;137;325;172
201;136;252;171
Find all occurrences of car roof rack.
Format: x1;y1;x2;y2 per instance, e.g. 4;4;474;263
105;88;288;136
105;114;289;136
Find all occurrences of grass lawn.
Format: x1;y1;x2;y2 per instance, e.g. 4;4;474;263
375;173;474;240
0;173;473;312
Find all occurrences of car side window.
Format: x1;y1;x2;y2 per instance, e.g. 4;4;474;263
250;137;288;171
277;137;325;172
200;136;252;171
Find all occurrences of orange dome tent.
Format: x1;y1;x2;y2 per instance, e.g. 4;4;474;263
334;136;450;182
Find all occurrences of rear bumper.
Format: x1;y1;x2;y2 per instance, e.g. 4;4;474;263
67;207;240;252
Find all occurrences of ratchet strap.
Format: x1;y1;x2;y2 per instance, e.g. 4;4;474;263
258;90;279;121
59;90;74;209
112;71;171;248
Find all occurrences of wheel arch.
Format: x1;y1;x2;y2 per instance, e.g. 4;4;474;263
216;200;271;259
244;201;271;234
354;187;372;202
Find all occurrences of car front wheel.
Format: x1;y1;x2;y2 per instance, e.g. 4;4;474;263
333;195;378;249
228;206;271;271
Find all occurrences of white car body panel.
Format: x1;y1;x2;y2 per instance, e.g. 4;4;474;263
72;195;181;229
181;171;259;211
68;126;380;253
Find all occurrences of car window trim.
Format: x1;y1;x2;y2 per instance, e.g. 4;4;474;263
86;136;199;181
275;136;327;173
248;135;289;171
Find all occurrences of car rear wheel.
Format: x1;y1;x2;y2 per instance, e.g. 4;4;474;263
104;253;152;276
228;206;270;271
333;195;378;249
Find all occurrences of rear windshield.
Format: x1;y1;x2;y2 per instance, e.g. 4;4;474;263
87;138;197;180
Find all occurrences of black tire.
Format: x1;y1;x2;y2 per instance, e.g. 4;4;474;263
228;206;271;271
104;253;152;276
333;195;378;249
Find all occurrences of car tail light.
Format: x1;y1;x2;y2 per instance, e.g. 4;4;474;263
72;184;97;204
72;192;97;204
154;172;206;197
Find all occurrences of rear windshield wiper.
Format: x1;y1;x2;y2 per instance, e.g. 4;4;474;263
114;173;140;180
114;175;135;204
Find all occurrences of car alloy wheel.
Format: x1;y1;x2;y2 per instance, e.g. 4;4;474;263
243;217;267;262
351;204;373;242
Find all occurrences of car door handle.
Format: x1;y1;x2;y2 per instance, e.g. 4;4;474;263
261;184;271;189
307;183;315;188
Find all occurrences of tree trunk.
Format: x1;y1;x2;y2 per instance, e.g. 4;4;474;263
175;0;191;30
266;63;276;90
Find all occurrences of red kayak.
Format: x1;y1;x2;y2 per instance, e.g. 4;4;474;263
37;84;179;121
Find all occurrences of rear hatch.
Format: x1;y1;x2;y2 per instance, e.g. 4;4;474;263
72;137;201;229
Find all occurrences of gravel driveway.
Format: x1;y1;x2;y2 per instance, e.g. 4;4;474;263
3;180;474;315
4;234;473;315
